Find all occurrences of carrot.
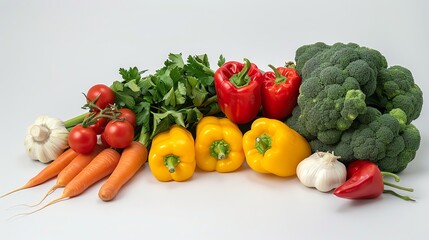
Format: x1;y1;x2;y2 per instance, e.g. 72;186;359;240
20;148;120;215
28;145;104;207
98;141;148;201
0;148;78;199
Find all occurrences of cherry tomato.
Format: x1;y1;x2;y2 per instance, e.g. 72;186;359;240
118;108;136;127
102;120;134;148
86;84;115;111
85;113;108;134
68;124;97;154
99;134;110;148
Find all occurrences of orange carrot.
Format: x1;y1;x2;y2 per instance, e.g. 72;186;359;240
29;145;104;206
0;148;78;199
98;141;148;201
21;148;120;215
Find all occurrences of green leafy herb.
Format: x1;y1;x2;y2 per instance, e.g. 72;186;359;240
111;53;224;146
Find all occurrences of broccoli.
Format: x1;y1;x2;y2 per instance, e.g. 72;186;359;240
368;65;423;123
305;108;421;173
286;42;423;173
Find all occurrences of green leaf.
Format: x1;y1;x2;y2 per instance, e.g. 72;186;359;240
165;53;185;69
138;76;155;94
187;76;198;88
206;102;220;115
182;107;203;124
192;86;208;106
218;54;226;67
135;102;151;130
151;112;175;138
158;69;174;89
185;54;214;78
114;91;135;108
163;87;176;107
175;82;187;105
111;81;124;92
199;76;214;86
169;67;184;83
170;111;186;127
120;67;141;82
124;79;140;92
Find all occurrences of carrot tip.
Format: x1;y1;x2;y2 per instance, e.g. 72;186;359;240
99;190;113;202
0;186;26;199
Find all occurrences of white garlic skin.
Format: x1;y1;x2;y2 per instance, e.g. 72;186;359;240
296;151;346;192
25;116;69;163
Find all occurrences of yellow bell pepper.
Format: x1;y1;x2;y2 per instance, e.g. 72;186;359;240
242;117;311;177
148;125;196;182
195;116;245;172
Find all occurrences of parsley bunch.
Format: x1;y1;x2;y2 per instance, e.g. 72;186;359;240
110;53;225;146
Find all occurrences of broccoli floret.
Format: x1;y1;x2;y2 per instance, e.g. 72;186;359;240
285;105;314;140
377;123;421;173
369;65;423;122
308;108;420;173
294;43;385;144
295;42;330;74
287;42;423;172
350;113;401;161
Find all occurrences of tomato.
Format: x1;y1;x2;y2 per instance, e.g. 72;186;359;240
99;134;110;148
86;84;115;111
68;124;98;154
118;108;136;127
102;120;134;148
85;113;108;134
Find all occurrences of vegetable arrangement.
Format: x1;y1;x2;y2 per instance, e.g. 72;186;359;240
0;42;424;215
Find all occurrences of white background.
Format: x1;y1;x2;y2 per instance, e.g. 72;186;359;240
1;0;428;239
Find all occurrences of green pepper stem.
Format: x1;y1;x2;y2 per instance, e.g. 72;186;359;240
229;58;252;87
383;190;416;202
381;171;400;182
255;134;272;156
209;140;231;160
381;172;414;192
268;64;287;84
381;171;415;201
163;155;180;173
383;181;414;192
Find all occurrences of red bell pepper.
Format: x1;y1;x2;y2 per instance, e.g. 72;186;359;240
333;160;415;201
262;64;301;120
214;58;263;124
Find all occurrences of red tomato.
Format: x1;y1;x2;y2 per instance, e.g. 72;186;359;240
118;108;136;127
102;120;134;148
68;124;97;154
86;84;115;111
99;134;110;148
85;113;108;134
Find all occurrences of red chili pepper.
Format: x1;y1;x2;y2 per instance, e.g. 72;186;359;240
214;58;263;124
333;160;415;201
262;64;301;120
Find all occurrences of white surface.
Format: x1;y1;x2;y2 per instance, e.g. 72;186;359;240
0;0;428;239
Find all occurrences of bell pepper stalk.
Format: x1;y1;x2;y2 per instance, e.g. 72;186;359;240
261;63;301;120
333;160;415;201
214;58;263;124
148;125;196;182
242;117;312;177
195;116;245;173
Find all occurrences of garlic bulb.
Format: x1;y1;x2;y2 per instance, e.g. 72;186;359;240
296;151;346;192
24;116;69;163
